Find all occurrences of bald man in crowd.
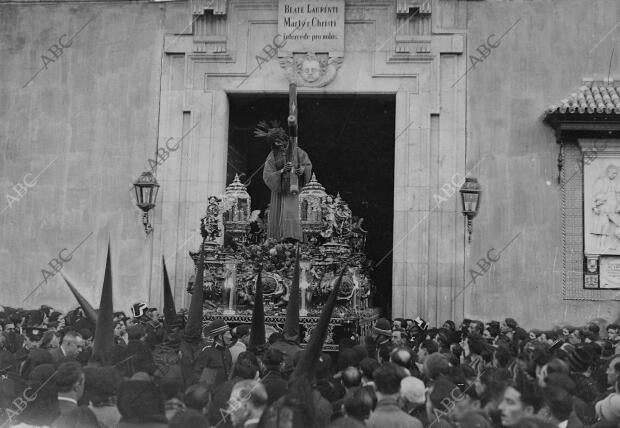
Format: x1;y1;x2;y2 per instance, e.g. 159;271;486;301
227;379;268;428
49;331;83;365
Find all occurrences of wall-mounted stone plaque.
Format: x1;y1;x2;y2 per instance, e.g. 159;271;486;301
582;140;620;255
278;0;345;53
600;256;620;289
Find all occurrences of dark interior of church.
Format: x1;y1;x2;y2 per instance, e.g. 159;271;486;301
227;93;395;315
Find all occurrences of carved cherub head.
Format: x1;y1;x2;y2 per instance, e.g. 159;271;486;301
296;54;325;83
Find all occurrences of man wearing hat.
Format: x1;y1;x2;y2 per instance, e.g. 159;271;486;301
194;319;232;386
374;318;392;344
128;303;163;350
365;318;392;361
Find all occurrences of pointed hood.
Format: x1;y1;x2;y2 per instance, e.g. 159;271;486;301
92;242;114;365
292;261;349;381
61;273;98;325
283;245;301;343
162;256;176;329
184;243;205;342
249;265;265;349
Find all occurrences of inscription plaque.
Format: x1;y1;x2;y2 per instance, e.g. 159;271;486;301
278;0;345;53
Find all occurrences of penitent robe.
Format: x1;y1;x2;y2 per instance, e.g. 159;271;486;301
263;147;312;241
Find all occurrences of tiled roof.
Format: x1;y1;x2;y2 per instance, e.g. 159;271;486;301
545;78;620;115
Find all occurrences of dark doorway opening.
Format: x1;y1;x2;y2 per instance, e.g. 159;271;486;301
226;93;395;316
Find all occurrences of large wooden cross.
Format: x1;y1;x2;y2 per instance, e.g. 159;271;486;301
287;83;299;195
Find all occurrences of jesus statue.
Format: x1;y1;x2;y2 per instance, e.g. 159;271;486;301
256;122;312;241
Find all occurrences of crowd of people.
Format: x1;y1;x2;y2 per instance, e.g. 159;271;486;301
1;299;620;428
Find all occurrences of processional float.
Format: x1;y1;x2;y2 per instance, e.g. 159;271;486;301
188;173;379;350
188;84;379;350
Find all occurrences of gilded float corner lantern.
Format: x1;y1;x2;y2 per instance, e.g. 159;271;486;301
299;173;327;242
133;171;160;235
222;174;251;243
459;177;482;243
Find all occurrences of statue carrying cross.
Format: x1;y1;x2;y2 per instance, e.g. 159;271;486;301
257;83;312;241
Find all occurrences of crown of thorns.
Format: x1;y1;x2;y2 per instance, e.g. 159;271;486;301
254;121;288;144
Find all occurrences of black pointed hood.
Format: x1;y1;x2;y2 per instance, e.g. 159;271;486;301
162;256;176;329
292;261;349;381
249;265;265;349
61;273;98;325
92;241;114;365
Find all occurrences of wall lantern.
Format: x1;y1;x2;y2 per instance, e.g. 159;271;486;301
133;171;160;235
459;177;482;243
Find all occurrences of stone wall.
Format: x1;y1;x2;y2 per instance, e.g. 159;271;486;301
0;1;190;311
465;0;620;327
1;0;619;329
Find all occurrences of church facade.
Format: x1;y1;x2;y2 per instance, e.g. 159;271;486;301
1;0;619;329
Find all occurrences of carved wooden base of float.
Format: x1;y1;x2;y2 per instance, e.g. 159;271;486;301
201;307;381;352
